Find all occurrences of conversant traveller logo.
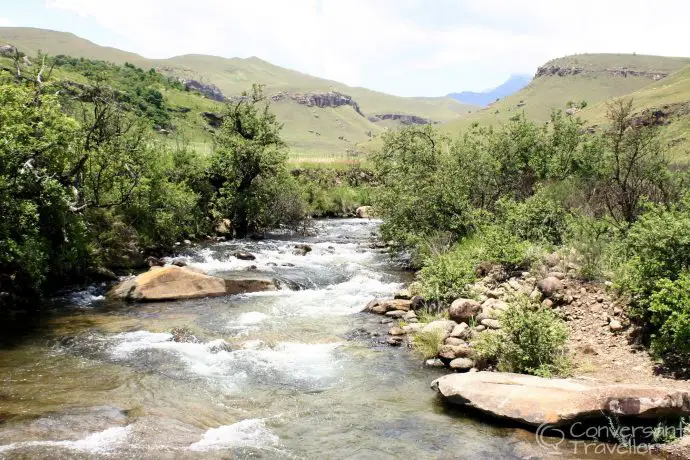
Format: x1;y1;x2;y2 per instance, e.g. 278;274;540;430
534;419;687;456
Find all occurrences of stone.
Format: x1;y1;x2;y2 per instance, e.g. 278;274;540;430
450;322;470;339
388;326;406;336
402;323;422;333
387;336;404;346
444;337;466;347
293;244;312;256
355;206;375;218
109;266;226;302
385;310;407;318
145;256;165;267
483;298;508;312
537;276;564;298
542;298;554;308
403;310;417;321
481;318;501;330
234;251;256;261
425;358;445;368
547;272;566;280
438;344;472;360
609;320;624;332
508;279;522;291
475;325;486;332
449;358;475;371
529;289;543;302
216;271;280;295
431;372;690;427
171;258;187;267
421;320;457;334
365;299;412;314
449;298;482;323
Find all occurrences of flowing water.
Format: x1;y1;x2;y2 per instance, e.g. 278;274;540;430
0;219;659;459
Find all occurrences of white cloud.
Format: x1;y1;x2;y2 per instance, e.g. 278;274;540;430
0;17;13;27
44;0;690;96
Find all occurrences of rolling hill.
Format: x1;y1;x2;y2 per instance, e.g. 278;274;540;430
441;54;690;136
0;27;474;160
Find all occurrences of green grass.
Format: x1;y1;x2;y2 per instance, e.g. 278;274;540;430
441;54;690;134
0;26;475;158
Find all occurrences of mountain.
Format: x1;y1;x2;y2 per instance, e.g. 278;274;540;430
0;27;475;160
441;53;690;136
447;74;531;107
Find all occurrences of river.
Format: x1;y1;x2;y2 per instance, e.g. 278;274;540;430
0;219;657;459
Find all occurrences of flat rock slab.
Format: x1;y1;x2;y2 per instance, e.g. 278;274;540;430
431;371;690;427
110;266;278;302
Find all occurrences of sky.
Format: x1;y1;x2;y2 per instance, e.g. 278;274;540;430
1;0;689;97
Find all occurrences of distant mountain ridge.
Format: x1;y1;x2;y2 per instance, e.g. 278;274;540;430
447;74;532;107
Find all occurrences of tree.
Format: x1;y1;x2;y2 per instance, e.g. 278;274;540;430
210;85;291;237
599;99;669;227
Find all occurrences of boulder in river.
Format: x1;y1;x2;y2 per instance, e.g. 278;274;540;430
449;298;481;323
109;266;279;302
364;298;412;314
109;266;227;301
355;206;375;218
234;251;256;261
431;371;690;427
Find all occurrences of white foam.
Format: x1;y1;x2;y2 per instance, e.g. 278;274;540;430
0;426;131;454
189;419;278;451
237;311;269;325
108;331;342;390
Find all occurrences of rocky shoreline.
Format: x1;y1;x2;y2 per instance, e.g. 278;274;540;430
361;255;690;455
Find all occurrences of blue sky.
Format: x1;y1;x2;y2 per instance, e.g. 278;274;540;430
1;0;689;97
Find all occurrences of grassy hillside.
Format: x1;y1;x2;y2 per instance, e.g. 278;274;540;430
579;64;690;163
0;27;473;158
441;54;690;135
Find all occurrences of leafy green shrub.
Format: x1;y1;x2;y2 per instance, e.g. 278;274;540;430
499;191;568;245
416;226;535;301
647;274;690;356
563;214;623;281
621;199;690;320
473;300;571;377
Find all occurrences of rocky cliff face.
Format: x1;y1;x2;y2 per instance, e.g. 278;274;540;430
269;91;363;115
183;79;226;102
535;65;667;80
369;114;433;125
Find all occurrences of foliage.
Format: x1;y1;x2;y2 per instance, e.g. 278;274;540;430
473;300;571;377
411;328;447;359
210;84;303;236
498;191;568;246
647;274;690;356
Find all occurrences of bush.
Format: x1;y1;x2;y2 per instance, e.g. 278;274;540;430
473;300;571;377
647;274;690;356
416;226;535;301
563;214;623;281
498;191;568;245
412;328;447;359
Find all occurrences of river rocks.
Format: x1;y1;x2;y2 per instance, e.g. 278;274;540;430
385;310;407;318
432;372;690;427
234;251;256;261
450;322;470;340
388;326;406;336
449;358;475;371
481;318;501;330
537;276;563;298
410;295;425;311
171;258;187;267
421;320;457;334
356;206;375;218
482;298;508;312
145;256;165;267
438;343;472;360
449;298;481;323
444;337;466;347
218;271;279;295
110;266;279;302
293;244;312;256
387;336;404;346
109;266;227;301
364;298;412;314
